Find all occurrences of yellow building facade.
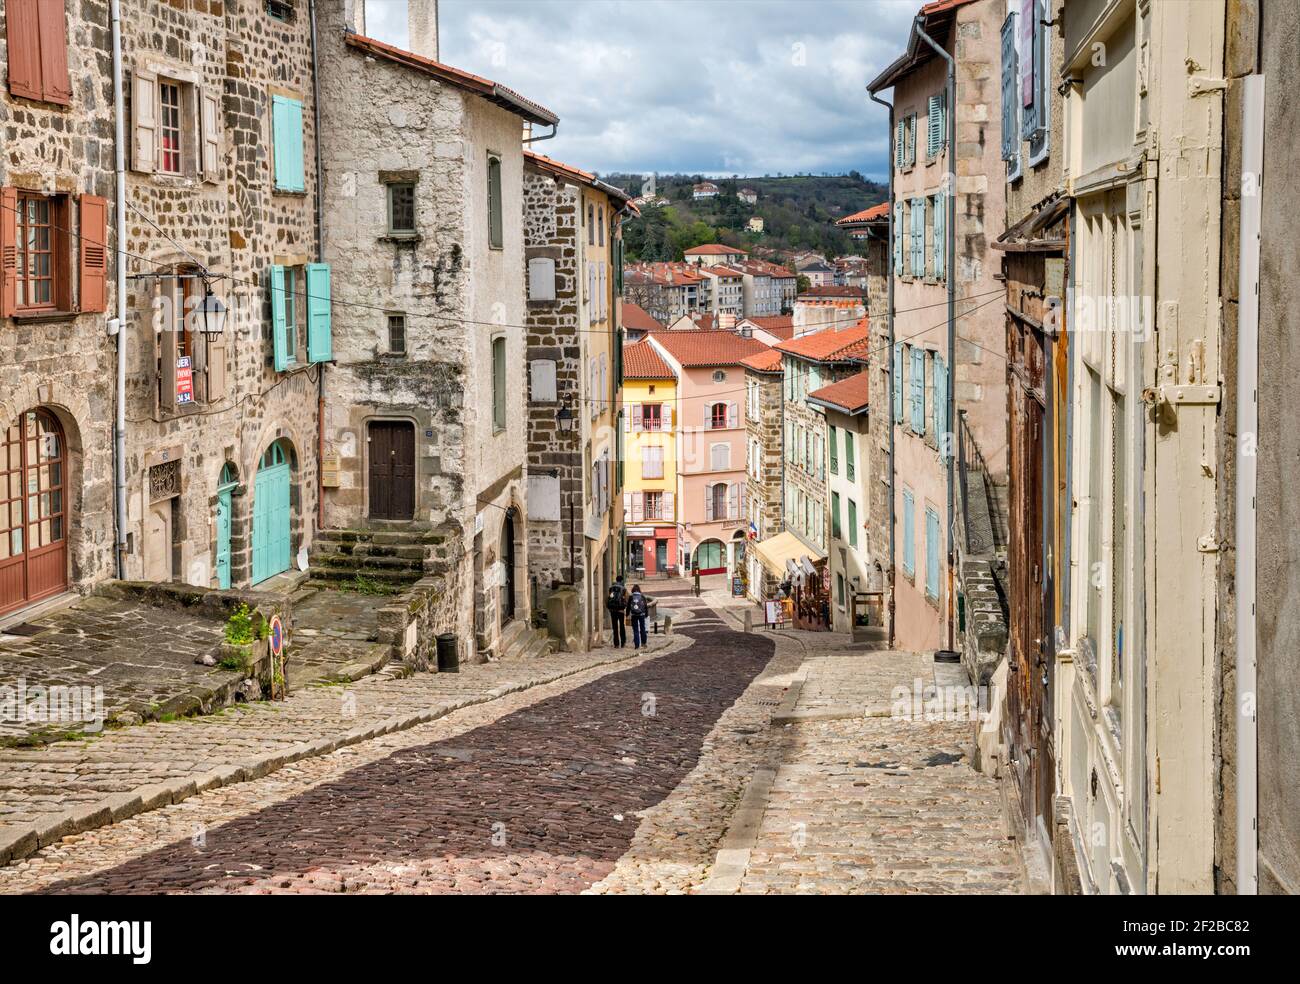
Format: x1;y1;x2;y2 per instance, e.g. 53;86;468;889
621;341;679;576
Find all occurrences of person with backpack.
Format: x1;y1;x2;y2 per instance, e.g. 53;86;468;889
627;584;649;649
606;576;628;648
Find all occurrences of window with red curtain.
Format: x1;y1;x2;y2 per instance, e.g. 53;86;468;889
710;402;727;428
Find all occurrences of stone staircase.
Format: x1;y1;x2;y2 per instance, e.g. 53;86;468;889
492;617;553;662
308;526;449;590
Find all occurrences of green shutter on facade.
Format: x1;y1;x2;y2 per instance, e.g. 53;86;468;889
829;424;838;474
272;96;305;193
933;194;946;280
893;203;903;275
488;156;503;248
845;431;855;481
912;197;926;277
848;499;858;548
831;492;841;539
893;342;905;422
928;94;945;157
902;491;915;576
305;263;332;363
934;356;949;454
270;264;288;371
492;336;506;430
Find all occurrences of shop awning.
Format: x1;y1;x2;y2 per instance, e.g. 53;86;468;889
753;531;826;578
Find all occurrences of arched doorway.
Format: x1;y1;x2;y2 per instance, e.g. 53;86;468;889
252;440;292;584
500;508;516;624
0;408;68;615
695;538;725;575
215;462;238;589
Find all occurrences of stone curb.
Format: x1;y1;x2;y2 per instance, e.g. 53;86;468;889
770;704;894;725
1;635;687;868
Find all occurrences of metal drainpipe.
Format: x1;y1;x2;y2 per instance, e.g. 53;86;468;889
1235;72;1265;895
309;0;326;533
869;89;895;648
913;16;957;651
110;0;128;579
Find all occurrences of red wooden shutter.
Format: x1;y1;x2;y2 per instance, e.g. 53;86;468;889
78;194;107;312
36;0;70;104
0;187;16;318
5;0;42;101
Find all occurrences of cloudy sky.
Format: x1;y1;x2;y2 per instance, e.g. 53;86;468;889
361;0;919;180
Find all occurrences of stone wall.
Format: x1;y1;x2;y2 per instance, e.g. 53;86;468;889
745;369;783;543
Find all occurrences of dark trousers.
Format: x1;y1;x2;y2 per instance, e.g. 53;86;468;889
609;609;626;647
630;615;647;648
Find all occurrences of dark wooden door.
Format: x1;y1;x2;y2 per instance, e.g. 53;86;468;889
501;510;516;623
368;422;415;520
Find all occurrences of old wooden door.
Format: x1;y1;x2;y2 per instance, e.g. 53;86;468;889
500;509;516;624
368;421;415;521
252;442;291;584
0;409;69;615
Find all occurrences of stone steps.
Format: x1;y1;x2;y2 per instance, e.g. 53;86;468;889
309;526;448;590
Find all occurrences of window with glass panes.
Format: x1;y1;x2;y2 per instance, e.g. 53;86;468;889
159;81;183;174
387;183;416;235
16;193;55;310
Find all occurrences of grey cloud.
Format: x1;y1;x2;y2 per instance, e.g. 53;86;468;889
359;0;918;179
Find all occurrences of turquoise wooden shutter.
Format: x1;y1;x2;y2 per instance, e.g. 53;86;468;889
893;342;905;422
306;262;332;362
934;356;948;454
933;194;945;280
895;120;905;168
925;507;940;598
270;264;288;371
910;347;925;434
272;96;305;193
927;94;944;157
902;491;915;576
913;197;926;276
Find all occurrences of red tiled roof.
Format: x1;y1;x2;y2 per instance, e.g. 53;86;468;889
648;329;770;368
775;321;871;362
796;285;870;299
684;244;750;256
344;34;557;125
741;349;784;374
807;370;870;414
622;302;664;333
623;340;676;380
837;202;889;225
524;151;632;205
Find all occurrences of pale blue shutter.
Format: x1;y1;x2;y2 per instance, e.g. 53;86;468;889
305;263;332;363
1022;1;1041;139
910;347;925;434
925;507;940;598
927;94;945;157
893;203;903;274
933;356;948;453
895;120;905;168
933;194;945;280
270;264;288;371
272;95;305;193
911;198;926;277
893;342;905;422
1000;15;1018;160
902;491;915;576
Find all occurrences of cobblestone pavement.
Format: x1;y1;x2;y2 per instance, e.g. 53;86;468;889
17;606;771;894
0;594;230;741
0;629;676;854
729;651;1023;894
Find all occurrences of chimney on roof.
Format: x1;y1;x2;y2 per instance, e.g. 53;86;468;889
408;0;441;61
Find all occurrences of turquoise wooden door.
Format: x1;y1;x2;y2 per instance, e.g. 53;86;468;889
215;462;236;589
252;444;291;584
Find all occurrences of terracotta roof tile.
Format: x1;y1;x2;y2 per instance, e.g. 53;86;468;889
622;302;664;333
623;339;676;379
741;349;784;373
807;370;870;414
775;320;872;362
684;244;750;256
648;329;770;368
837;202;890;225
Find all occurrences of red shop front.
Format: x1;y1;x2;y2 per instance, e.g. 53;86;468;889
626;525;677;576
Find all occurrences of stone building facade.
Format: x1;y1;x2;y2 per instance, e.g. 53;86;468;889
523;151;629;649
740;349;784;598
0;0;117;615
315;1;557;659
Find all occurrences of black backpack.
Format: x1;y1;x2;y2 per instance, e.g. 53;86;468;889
628;591;647;617
607;584;626;611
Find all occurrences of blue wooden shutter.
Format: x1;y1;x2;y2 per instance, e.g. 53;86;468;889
927;94;945;157
895;119;906;168
893;342;905;422
272;95;305;193
910;347;925;434
925;507;940;598
1000;15;1018;161
902;491;915;576
933;356;948;454
1022;0;1041;139
893;203;903;274
305;263;332;363
270;264;288;371
933;194;945;280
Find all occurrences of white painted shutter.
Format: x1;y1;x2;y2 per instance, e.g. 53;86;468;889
201;86;222;182
705;487;714;522
132;68;158;173
624;490;632;520
728;483;739;520
728;401;738;427
663;491;674;521
632;491;644;522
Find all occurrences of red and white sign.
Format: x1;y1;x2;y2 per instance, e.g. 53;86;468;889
176;356;193;405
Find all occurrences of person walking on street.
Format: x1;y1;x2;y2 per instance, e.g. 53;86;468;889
606;576;628;648
628;584;649;649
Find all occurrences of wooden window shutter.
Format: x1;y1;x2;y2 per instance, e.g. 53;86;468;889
663;490;673;520
132;67;158;173
272;96;305;192
893;342;904;422
269;264;288;370
77;194;108;312
200;87;222;183
631;403;642;429
623;490;632;520
158;280;179;415
206;331;228;403
704;486;713;522
0;187;17;318
487;155;503;249
5;0;42;102
933;195;946;280
305;262;332;362
1000;14;1018;161
36;0;71;104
